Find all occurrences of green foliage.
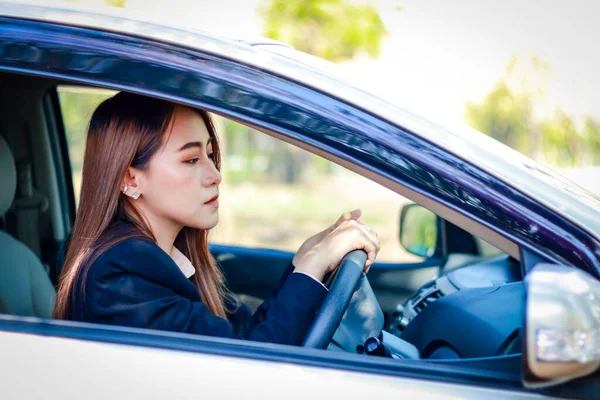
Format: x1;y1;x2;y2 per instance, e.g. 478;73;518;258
63;0;127;6
582;117;600;165
539;110;579;166
220;118;331;185
258;0;388;62
539;112;600;167
105;0;127;7
58;89;113;170
257;0;388;183
465;56;600;167
465;81;533;155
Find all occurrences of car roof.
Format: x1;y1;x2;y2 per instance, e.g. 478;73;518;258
2;1;600;240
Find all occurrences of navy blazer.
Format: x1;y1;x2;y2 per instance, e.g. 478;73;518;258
69;238;327;346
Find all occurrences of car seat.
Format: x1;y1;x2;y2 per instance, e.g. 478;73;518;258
0;136;55;317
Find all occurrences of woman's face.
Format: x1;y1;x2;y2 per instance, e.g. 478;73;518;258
133;105;221;232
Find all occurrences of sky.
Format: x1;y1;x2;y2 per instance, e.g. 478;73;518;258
363;0;600;124
117;0;600;127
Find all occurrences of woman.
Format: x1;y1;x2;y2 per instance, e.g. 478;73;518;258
54;92;380;346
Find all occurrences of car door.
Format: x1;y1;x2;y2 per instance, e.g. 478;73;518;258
1;318;545;400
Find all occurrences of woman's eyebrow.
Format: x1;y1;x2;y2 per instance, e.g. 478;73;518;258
177;137;213;152
177;141;202;151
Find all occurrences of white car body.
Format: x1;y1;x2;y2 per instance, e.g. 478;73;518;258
0;329;547;399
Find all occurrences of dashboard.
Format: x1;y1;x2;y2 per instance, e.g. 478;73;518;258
328;254;524;360
387;255;523;359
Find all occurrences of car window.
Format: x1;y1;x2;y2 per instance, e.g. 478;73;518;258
58;86;116;203
58;86;500;263
208;116;421;263
57;86;415;262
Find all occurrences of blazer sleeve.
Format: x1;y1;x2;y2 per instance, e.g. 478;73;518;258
226;261;296;336
77;239;327;346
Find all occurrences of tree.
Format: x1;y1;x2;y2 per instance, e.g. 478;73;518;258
58;90;113;170
465;55;549;159
466;83;600;167
465;81;534;156
464;55;600;167
259;0;387;62
105;0;127;7
582;117;600;165
258;0;388;183
539;111;580;167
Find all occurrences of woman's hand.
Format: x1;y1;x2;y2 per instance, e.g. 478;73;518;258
293;209;380;282
292;209;361;266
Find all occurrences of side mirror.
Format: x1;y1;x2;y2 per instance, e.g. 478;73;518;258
524;263;600;388
398;204;438;258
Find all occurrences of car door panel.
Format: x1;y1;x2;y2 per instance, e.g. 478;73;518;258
210;244;292;299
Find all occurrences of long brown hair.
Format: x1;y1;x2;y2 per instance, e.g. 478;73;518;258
53;92;228;320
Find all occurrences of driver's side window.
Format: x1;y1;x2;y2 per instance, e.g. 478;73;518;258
208;116;416;263
58;86;501;265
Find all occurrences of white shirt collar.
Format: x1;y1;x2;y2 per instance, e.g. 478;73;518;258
170;247;195;278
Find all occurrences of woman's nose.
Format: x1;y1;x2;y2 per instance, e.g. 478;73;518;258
202;160;222;187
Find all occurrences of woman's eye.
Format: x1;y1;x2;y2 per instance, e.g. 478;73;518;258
186;158;200;165
207;153;215;162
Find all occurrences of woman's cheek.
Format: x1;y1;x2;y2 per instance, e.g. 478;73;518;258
159;163;193;189
172;167;204;206
151;165;193;209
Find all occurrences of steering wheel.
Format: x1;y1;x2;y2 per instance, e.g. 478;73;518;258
302;250;367;349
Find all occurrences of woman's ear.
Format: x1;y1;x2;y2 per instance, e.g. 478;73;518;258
121;167;142;199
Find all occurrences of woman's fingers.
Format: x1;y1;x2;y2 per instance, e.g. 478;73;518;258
348;220;380;253
359;226;379;272
304;213;380;277
355;221;380;252
350;208;361;219
348;216;378;241
315;209;361;243
334;209;361;228
355;218;378;239
334;219;379;273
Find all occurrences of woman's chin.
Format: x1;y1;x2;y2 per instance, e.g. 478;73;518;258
188;214;218;231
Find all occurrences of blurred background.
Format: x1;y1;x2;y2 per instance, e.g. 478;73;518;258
56;0;600;261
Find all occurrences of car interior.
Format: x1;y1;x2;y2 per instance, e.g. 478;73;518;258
0;71;527;379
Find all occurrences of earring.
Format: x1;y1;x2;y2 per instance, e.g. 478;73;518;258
132;192;140;200
123;184;129;194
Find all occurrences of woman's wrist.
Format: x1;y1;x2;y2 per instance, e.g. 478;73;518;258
292;255;325;282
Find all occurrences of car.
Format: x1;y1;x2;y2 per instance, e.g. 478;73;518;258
1;2;600;399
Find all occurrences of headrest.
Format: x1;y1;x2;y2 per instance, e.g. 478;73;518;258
0;136;16;217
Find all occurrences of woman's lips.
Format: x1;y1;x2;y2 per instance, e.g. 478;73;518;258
204;194;219;207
